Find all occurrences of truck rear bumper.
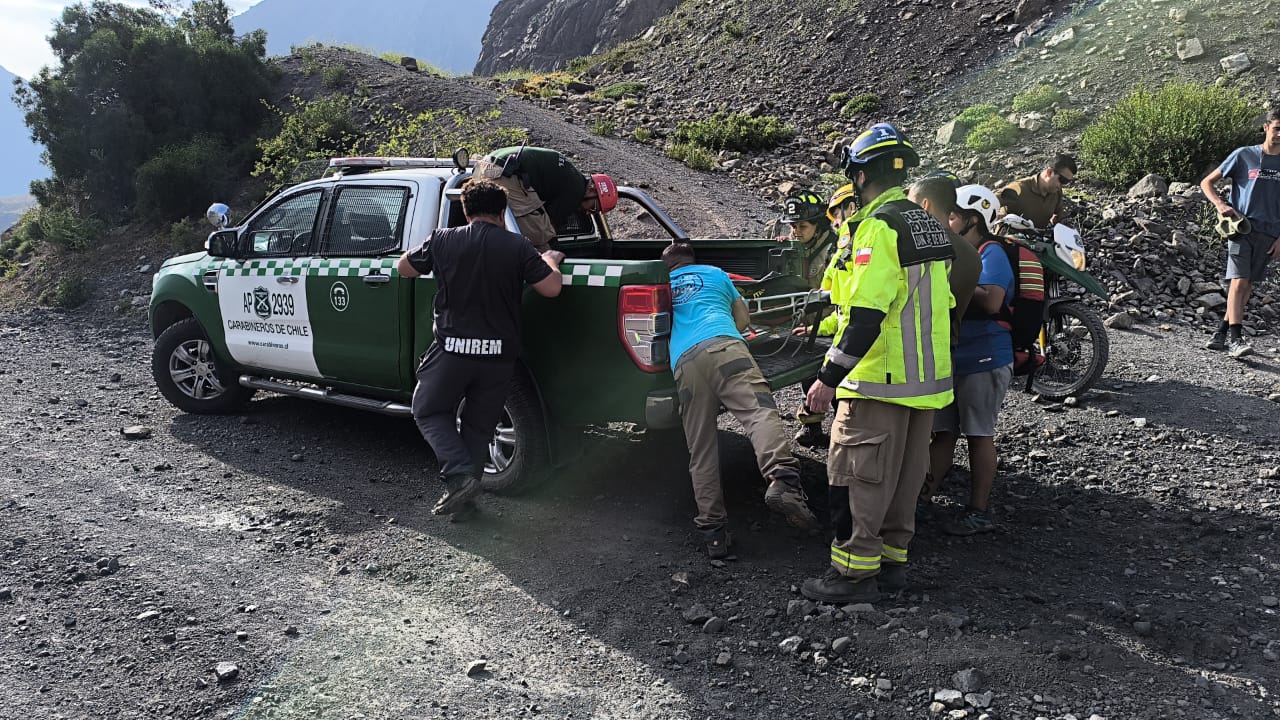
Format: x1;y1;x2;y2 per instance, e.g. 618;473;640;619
644;390;681;429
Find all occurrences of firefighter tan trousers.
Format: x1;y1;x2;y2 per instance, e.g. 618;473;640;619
827;397;934;579
674;337;800;530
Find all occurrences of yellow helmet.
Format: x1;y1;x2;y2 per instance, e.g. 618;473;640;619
827;184;855;223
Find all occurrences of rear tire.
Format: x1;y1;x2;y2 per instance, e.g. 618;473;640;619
478;369;549;495
1031;301;1109;400
152;318;253;414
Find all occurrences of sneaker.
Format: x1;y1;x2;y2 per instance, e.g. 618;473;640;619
702;526;732;559
878;563;907;593
1227;336;1254;358
801;568;880;603
765;478;820;530
793;426;830;449
1205;330;1227;351
432;474;482;516
943;508;996;536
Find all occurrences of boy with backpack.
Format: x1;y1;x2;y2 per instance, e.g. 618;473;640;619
927;185;1021;535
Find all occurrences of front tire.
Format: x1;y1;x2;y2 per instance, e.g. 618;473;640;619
1031;301;1109;399
152;318;252;414
476;369;548;495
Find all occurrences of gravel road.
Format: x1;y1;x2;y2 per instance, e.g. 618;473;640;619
2;304;1279;720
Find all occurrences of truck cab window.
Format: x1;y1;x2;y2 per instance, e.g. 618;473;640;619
245;190;323;256
323;186;408;256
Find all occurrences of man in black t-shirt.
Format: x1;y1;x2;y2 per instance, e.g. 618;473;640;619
473;145;618;252
395;180;565;517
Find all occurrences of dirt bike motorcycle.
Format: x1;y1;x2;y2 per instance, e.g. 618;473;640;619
999;215;1111;399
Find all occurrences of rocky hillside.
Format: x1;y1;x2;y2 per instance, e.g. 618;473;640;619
475;0;680;75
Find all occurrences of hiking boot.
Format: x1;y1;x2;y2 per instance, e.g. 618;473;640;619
1227;337;1254;359
943;508;996;536
878;563;907;593
801;568;880;603
701;526;732;559
793;425;830;449
1205;329;1227;351
765;477;820;530
432;474;482;516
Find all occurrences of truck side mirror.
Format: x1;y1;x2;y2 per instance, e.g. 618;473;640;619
207;229;241;259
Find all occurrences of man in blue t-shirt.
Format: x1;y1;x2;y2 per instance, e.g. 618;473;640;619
1200;109;1280;358
662;242;818;558
925;185;1015;536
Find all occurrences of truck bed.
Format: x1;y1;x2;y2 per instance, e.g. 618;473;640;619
747;334;830;388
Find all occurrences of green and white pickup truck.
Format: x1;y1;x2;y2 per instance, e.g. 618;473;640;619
148;156;828;492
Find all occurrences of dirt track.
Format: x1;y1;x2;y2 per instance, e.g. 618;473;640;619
2;305;1279;720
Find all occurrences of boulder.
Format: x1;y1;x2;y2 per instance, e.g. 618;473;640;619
1128;174;1169;198
1044;28;1076;49
1014;0;1047;24
936;119;969;146
1220;53;1252;74
1176;38;1204;61
399;57;419;71
1019;113;1048;132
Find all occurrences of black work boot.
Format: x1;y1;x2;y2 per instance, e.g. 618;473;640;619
765;474;820;530
701;525;732;559
801;568;880;603
878;563;907;593
433;474;482;516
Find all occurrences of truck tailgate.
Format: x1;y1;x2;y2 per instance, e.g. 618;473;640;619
748;334;829;389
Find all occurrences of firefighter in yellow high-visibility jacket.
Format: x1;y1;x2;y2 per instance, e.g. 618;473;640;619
801;123;956;603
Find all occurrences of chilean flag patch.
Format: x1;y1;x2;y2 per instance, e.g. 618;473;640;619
854;247;873;265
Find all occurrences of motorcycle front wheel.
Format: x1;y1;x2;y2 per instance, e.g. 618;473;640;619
1030;301;1110;400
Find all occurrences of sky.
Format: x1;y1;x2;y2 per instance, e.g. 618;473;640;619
0;0;262;78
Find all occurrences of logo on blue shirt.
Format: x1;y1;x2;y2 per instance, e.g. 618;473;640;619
671;273;704;303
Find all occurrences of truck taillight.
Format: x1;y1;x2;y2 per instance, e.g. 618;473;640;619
618;285;672;373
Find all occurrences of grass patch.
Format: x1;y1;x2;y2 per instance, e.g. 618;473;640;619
956;104;999;125
723;21;745;38
565;38;651;75
589;119;614;137
965;115;1019;151
827;92;850;105
1052;109;1087;130
1081;80;1261;186
321;64;347;89
840;93;880;118
1012;84;1065;112
633;127;654;142
674;112;792;153
599;82;647;100
47;272;89;309
666;143;717;171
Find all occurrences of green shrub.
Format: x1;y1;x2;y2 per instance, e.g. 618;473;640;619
6;205;106;254
955;104;999;125
674;112;792;152
1081;81;1261;186
49;273;89;308
1012;84;1065;112
965;115;1019;151
723;21;745;38
322;64;347;88
633;127;654;142
565;38;650;74
600;82;647;100
590;119;615;137
1052;109;1087;130
840;93;881;118
254;95;363;187
827;92;850;105
666;143;717;171
135;135;234;221
375;108;526;160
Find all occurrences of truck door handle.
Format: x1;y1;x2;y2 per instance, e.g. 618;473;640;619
362;273;391;286
276;276;299;285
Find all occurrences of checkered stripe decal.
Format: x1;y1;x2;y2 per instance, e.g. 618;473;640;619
220;258;400;277
562;263;624;287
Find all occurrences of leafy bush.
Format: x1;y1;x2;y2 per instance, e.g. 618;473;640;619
674;112;792;153
590;119;615;137
254;95;363;187
1012;84;1065;112
322;64;347;88
1052;109;1087;130
633;127;654;142
965;115;1019;151
375;108;526;160
135;135;234;221
1081;81;1260;186
600;82;647;100
723;21;745;38
49;273;90;309
827;92;850;105
565;38;651;74
666;143;717;171
840;93;881;118
6;206;106;254
955;104;999;125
